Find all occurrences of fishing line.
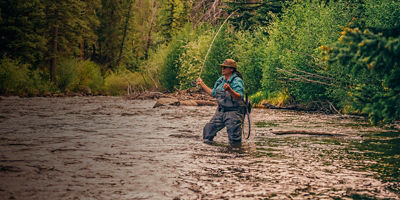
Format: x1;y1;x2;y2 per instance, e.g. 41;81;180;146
198;10;238;78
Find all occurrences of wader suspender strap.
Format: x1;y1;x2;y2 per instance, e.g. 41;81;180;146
217;76;251;139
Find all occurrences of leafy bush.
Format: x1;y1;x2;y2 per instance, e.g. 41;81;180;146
159;24;194;91
363;0;400;31
75;60;104;93
104;66;151;96
261;0;355;103
0;57;29;95
144;44;170;90
201;25;236;87
162;23;236;91
233;29;266;95
178;32;213;89
56;57;79;91
0;56;49;96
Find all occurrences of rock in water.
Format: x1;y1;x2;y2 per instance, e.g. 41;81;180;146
179;100;198;106
153;97;180;108
194;100;217;106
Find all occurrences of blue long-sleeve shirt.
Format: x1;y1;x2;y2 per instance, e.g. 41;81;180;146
211;73;245;98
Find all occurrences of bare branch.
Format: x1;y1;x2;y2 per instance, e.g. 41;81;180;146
277;68;332;86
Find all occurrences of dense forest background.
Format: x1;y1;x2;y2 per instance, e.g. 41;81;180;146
0;0;399;124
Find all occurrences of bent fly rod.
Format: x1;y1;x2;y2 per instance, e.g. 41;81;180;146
198;10;238;79
193;10;252;139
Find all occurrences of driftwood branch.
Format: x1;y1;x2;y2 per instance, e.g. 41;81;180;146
327;101;341;115
272;130;346;137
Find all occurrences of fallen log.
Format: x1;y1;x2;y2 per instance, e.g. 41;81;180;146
271;130;346;137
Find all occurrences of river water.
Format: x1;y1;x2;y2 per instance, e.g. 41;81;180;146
0;96;398;199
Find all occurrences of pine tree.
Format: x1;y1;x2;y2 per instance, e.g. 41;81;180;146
44;0;100;82
0;0;47;65
96;0;124;68
225;0;284;31
158;0;191;43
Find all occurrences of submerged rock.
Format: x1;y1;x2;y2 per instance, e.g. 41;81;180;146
153;97;180;108
179;100;198;106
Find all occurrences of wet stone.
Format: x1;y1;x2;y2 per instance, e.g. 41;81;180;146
153;97;180;108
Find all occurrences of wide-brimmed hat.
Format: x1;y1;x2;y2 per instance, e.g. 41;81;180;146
220;59;237;68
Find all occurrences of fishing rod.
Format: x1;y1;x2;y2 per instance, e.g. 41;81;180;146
198;10;238;78
194;10;252;140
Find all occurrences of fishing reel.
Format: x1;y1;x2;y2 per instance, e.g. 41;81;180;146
191;79;198;87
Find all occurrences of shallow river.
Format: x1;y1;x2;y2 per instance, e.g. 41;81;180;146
0;96;399;199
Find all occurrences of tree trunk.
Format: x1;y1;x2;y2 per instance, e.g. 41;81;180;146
80;39;84;61
145;1;158;60
92;44;96;61
50;12;58;83
117;0;133;66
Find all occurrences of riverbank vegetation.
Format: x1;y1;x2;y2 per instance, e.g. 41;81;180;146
1;0;399;124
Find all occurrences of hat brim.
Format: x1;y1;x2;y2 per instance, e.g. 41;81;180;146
220;64;236;68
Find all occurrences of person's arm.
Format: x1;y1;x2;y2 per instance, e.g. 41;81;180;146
223;84;241;100
196;77;212;95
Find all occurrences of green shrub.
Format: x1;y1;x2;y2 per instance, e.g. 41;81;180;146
0;56;30;95
178;29;213;89
327;28;400;124
233;29;266;95
261;0;354;103
56;57;79;91
201;25;236;87
249;91;267;106
363;0;400;31
144;44;170;90
160;24;194;91
104;72;127;96
104;66;151;96
75;60;104;93
0;56;49;96
28;69;51;95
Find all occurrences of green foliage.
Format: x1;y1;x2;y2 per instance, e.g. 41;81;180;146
159;24;193;91
56;58;104;93
327;28;400;124
158;0;191;42
56;58;79;91
144;44;170;89
0;0;47;65
233;29;266;95
225;0;284;31
75;60;104;93
201;26;236;87
178;29;213;89
0;57;30;95
0;56;48;96
363;0;400;31
249;91;267;106
104;66;151;96
261;0;354;103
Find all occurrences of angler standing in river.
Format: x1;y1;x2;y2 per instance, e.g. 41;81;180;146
196;59;245;148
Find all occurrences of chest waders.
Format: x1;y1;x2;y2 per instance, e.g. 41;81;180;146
202;77;251;146
215;76;252;140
